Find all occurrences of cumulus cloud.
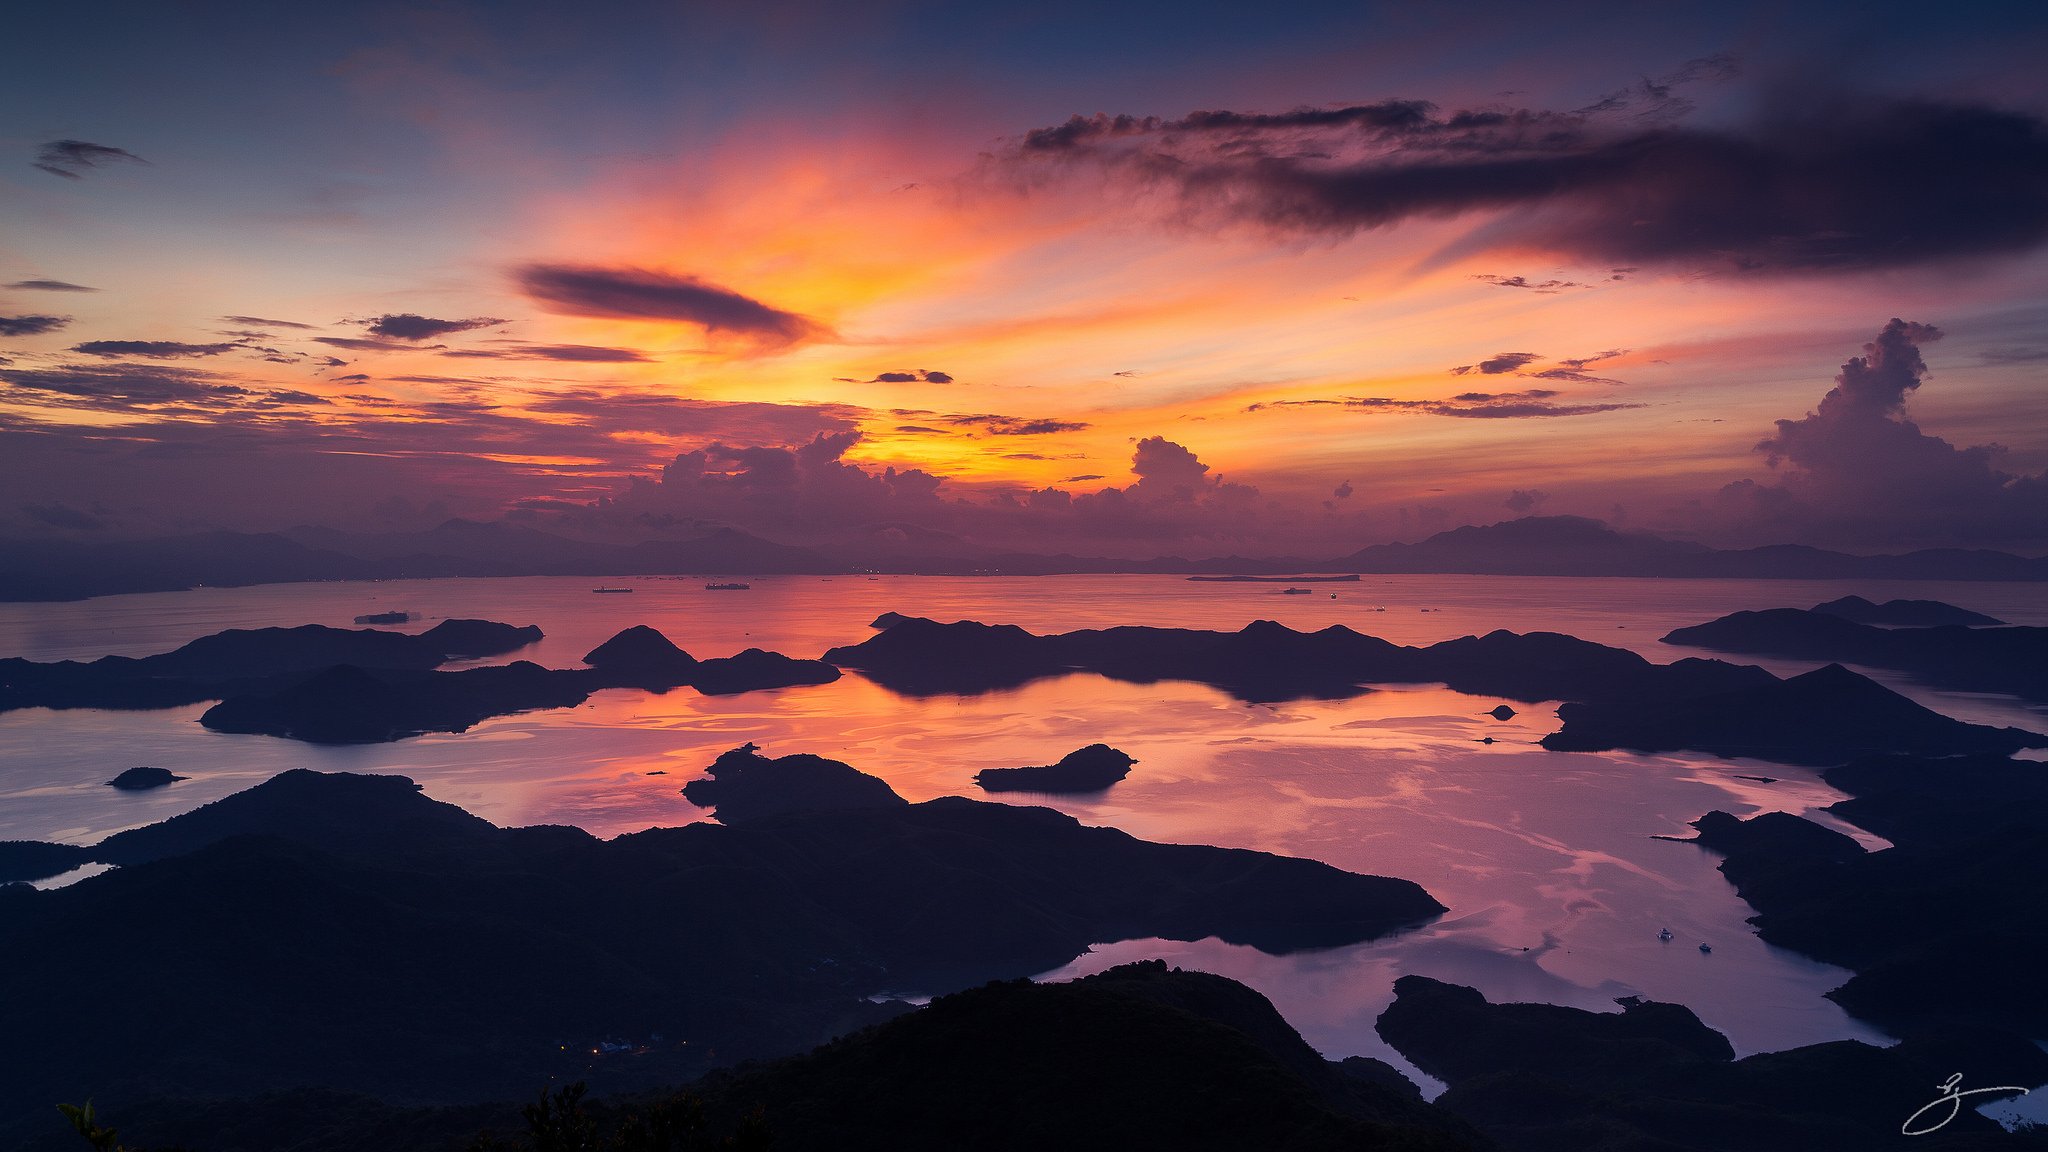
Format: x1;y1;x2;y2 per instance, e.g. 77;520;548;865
8;280;96;292
70;340;243;359
517;263;827;346
1004;91;2048;274
33;139;147;179
365;313;506;340
1716;318;2048;547
1505;488;1549;514
0;315;71;337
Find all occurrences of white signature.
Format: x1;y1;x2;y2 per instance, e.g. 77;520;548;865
1901;1072;2031;1136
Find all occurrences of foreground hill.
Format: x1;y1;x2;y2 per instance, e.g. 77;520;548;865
0;755;1442;1144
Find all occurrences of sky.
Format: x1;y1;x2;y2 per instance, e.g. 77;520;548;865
4;0;2048;558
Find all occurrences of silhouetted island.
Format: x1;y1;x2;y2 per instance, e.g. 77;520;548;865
0;756;1444;1143
974;743;1136;793
1810;594;2003;626
682;742;909;822
826;616;2042;764
105;765;185;790
1;621;840;743
352;610;410;625
0;618;543;713
1375;975;2047;1150
1540;662;2046;765
1663;606;2048;702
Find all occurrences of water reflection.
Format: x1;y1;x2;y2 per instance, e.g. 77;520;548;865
1;573;2018;1068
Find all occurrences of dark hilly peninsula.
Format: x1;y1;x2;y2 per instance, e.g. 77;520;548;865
827;616;2044;765
36;963;1487;1152
1663;605;2048;702
0;621;839;743
0;753;1442;1143
1376;975;2048;1151
1683;750;2048;1037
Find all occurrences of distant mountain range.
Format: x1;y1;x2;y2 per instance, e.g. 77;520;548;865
1;515;2042;601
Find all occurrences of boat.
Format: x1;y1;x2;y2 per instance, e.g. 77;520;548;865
705;582;751;591
592;587;633;594
1698;943;1712;954
1658;928;1673;941
1278;587;1311;595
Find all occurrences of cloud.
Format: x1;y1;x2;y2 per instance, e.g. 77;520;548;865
7;280;96;293
943;413;1090;436
313;336;443;352
1248;389;1640;418
1451;352;1541;375
845;368;955;384
0;315;71;337
517;263;826;346
1716;318;2048;547
1333;480;1354;499
1505;488;1549;514
219;314;314;329
33;139;148;180
526;390;862;444
1;362;248;408
1471;275;1589;292
441;343;653;362
69;340;243;359
1005;93;2048;274
365;313;507;340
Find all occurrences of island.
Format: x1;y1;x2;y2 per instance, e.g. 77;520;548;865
0;622;841;743
974;744;1136;793
104;765;186;790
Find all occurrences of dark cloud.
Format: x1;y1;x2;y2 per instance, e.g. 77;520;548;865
0;315;71;337
69;340;244;359
1451;352;1541;375
517;263;826;346
1718;318;2048;548
1471;275;1589;292
1;362;247;407
1248;389;1640;418
846;368;955;384
1333;480;1354;499
1505;489;1549;514
526;390;862;444
442;343;653;363
943;413;1091;436
220;314;314;329
1007;93;2048;274
314;336;443;352
365;313;507;341
7;280;96;293
33;139;147;180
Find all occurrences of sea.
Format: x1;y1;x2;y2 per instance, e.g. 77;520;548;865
5;573;2045;1097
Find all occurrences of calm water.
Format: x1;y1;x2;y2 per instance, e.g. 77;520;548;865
4;574;2044;1083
